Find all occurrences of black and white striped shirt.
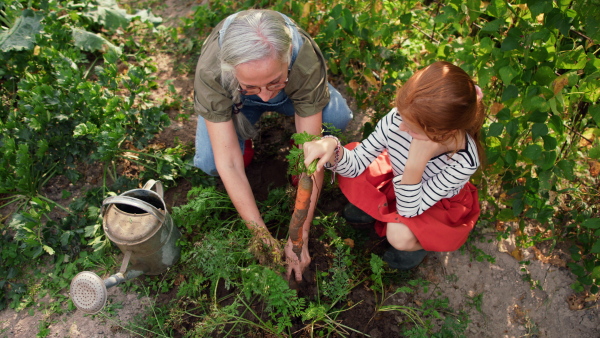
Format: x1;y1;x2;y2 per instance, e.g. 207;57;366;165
336;108;480;217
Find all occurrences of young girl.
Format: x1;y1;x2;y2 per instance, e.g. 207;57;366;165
303;61;485;269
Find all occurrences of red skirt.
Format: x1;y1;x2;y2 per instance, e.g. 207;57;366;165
337;142;480;252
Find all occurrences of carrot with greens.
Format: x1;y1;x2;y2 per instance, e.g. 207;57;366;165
288;173;313;261
286;133;319;261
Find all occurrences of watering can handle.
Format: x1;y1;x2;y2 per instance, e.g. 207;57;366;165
142;180;164;198
102;196;165;223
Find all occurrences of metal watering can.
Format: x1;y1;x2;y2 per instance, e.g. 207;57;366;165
69;180;181;314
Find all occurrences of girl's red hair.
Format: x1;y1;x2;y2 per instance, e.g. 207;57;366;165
395;61;485;161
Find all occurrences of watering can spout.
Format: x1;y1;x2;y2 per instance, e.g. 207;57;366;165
69;180;181;314
69;268;145;314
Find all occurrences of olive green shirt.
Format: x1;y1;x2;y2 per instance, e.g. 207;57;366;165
193;20;330;123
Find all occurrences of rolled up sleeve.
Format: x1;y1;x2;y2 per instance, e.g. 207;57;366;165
193;32;234;123
284;33;330;117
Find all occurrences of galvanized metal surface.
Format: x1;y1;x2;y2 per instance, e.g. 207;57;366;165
69;271;107;314
70;180;182;313
101;180;181;275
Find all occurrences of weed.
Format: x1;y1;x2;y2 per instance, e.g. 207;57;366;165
465;292;484;313
36;319;50;338
369;254;426;328
519;261;543;291
316;219;362;307
300;301;366;337
241;265;305;333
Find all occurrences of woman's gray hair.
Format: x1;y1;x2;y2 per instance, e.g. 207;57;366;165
219;10;293;139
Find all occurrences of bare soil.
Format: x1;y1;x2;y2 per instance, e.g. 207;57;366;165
1;1;599;337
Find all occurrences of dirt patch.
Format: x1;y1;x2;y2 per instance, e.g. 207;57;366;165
0;286;152;338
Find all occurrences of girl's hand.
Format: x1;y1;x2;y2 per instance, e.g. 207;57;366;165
409;138;447;161
302;138;338;172
401;139;447;185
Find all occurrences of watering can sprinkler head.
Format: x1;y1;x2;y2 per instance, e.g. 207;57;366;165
69;269;144;314
70;250;144;314
69;180;181;314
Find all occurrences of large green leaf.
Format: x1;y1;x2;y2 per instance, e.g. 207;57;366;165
526;0;554;17
533;66;556;86
522;144;543;160
591;105;600;127
581;218;600;229
485;0;508;18
556;47;588;70
71;28;122;55
580;72;600;102
499;65;519;85
0;9;43;52
83;0;162;31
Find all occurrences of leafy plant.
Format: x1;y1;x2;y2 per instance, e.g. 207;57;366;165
286;131;320;177
299;300;366;337
369;254;426;327
241;264;305;334
317;220;361;307
171;186;236;238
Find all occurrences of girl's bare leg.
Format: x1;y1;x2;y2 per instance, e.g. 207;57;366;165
386;222;423;251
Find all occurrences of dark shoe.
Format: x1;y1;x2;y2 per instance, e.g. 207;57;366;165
243;139;254;167
383;248;427;270
342;203;375;224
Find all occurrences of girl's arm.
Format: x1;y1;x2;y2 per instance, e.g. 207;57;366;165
399;138;447;184
393;138;479;217
304;113;392;177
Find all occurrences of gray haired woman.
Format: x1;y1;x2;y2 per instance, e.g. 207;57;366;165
193;9;353;282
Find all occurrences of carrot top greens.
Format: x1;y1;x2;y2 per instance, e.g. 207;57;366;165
287;132;320;177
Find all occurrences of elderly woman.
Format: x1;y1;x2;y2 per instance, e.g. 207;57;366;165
193;9;352;282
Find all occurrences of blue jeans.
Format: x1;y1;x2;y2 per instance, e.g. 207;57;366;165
194;83;353;176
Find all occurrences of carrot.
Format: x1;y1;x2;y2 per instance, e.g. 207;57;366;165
289;174;313;261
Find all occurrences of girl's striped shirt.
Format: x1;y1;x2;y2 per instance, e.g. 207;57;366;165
334;108;480;217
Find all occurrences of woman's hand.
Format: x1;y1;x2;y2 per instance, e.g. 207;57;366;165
262;231;283;258
285;237;311;282
303;138;339;172
247;225;284;266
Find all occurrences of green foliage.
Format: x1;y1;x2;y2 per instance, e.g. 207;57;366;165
317;220;360;307
241;265;305;333
286;131;320;176
171;186;236;239
0;0;174;309
1;0;170;192
318;242;355;305
170;186;305;336
258;186;291;238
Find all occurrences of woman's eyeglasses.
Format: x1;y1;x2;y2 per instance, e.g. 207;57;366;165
237;78;289;96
